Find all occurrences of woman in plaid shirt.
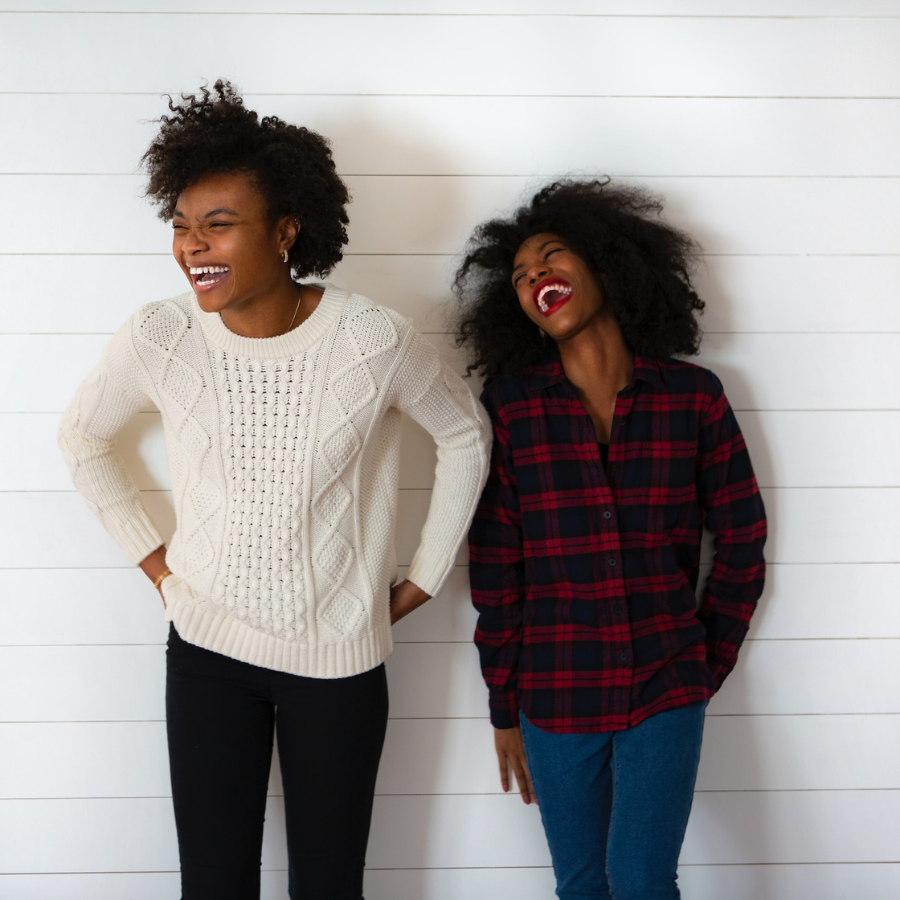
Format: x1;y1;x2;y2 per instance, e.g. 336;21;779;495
454;180;767;900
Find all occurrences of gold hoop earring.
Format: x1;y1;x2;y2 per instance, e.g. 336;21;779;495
282;249;289;263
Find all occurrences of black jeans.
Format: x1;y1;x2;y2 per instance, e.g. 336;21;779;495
166;625;389;900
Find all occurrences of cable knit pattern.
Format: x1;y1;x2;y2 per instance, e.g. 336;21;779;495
219;352;311;641
59;286;491;678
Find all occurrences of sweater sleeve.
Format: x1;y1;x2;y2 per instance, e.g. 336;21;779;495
390;329;491;598
57;318;165;565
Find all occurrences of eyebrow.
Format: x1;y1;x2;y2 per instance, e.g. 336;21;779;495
172;206;240;219
511;239;562;273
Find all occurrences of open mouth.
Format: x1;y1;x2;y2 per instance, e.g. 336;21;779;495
533;280;573;316
189;265;230;291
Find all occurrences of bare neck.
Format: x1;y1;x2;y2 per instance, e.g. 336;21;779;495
557;317;634;394
556;317;634;443
220;281;321;339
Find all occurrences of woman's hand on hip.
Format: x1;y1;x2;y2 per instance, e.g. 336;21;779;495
138;545;170;606
494;725;536;805
389;579;431;624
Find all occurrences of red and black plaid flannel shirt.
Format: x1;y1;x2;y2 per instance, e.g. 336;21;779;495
469;353;767;733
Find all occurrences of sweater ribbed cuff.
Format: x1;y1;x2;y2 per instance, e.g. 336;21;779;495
117;516;165;566
406;544;458;598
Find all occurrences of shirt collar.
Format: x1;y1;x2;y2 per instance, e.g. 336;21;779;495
526;350;664;392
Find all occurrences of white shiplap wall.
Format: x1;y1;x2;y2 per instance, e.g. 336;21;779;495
1;2;899;898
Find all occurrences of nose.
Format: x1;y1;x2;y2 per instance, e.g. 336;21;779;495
180;225;209;255
527;264;549;285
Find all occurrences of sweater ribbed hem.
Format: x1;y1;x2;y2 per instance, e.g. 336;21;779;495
164;577;393;679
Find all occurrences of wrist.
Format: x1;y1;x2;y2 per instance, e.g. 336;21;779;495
152;569;172;591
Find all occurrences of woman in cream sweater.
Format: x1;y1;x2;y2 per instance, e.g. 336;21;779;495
58;80;490;900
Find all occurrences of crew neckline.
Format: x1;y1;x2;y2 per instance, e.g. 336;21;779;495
195;284;348;359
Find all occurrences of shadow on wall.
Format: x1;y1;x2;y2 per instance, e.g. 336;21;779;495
690;247;780;893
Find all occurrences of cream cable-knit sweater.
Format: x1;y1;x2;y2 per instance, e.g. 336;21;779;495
59;286;490;678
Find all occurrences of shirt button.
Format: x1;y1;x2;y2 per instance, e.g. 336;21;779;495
619;652;629;662
608;558;617;567
603;510;612;519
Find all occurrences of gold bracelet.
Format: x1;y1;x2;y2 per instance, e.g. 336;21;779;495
153;569;172;590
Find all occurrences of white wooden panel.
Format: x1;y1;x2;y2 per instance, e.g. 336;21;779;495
6;174;900;258
0;172;892;263
677;864;900;900
0;568;170;646
2;16;897;97
366;865;900;900
2;864;898;900
0;874;182;900
0;795;290;871
5;638;895;723
4;484;898;570
377;714;900;795
696;255;900;334
0;255;454;335
0;409;438;493
0;333;110;412
751;564;900;640
367;868;557;900
713;638;900;716
4;865;898;900
0;723;171;799
758;487;900;564
5;94;900;178
0;487;468;569
698;334;900;411
369;791;900;866
5;255;900;337
740;411;900;488
2;1;898;14
0;564;472;647
0;412;166;493
0;645;168;722
8;331;900;413
9;562;897;648
0;491;176;568
11;407;900;493
695;714;900;791
7;713;899;802
684;790;900;864
0;872;293;900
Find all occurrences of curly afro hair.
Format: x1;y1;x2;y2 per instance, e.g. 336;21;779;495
142;79;350;278
453;179;705;382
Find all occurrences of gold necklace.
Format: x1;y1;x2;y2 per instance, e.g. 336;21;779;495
286;288;303;332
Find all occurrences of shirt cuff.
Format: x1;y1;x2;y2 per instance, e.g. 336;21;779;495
488;688;519;730
706;645;738;691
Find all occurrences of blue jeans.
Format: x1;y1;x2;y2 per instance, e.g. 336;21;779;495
520;702;707;900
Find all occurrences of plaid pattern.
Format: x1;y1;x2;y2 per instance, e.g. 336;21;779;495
470;353;767;732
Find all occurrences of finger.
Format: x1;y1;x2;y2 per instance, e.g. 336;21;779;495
521;762;538;806
496;748;510;793
510;753;534;805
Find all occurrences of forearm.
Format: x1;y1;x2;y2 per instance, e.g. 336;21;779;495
59;360;163;564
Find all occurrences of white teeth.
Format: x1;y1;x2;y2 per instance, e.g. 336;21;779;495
189;266;229;276
535;283;572;311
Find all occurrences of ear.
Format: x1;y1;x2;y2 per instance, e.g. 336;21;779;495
278;215;301;255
